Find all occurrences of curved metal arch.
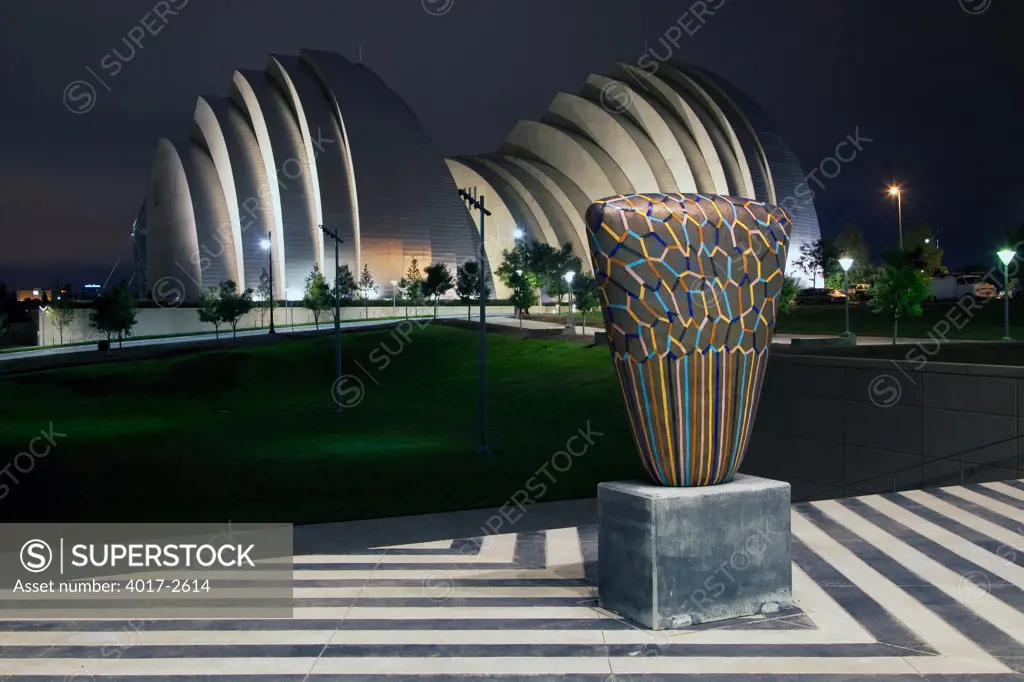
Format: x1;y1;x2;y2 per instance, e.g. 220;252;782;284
655;63;756;199
234;69;319;299
192;97;245;290
502;120;619;202
546;92;662;192
617;65;730;195
581;74;695;193
146;138;202;302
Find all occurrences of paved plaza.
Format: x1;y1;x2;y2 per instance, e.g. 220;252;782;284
0;480;1021;680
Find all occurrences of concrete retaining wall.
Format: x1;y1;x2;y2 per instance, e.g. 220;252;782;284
743;352;1024;501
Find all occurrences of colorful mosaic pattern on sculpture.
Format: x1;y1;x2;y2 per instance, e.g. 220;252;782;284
585;193;791;487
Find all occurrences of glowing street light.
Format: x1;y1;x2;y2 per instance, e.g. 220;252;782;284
564;271;576;331
998;249;1015;340
390;280;399;316
887;185;903;250
513;227;525;241
838;257;854;337
260;234;276;334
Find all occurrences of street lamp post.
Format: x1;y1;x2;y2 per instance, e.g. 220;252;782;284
888;186;903;250
260;234;276;334
515;269;524;335
390;280;398;317
564;271;576;331
839;257;854;337
458;187;493;455
320;224;344;413
998;249;1015;341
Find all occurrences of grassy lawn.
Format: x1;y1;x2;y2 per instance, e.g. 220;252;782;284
0;325;642;524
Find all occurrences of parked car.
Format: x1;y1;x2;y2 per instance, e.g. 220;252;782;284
795;288;846;304
929;275;997;301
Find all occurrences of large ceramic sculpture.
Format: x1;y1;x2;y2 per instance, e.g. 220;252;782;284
586;193;791;487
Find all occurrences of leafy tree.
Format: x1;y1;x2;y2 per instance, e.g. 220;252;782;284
869;251;932;344
89;281;137;349
510;270;540;318
0;311;7;345
832;223;871;284
255;268;272;328
456;260;488;321
47;292;77;346
197;289;223;341
40;290;50;306
331;264;357;309
536;242;582;308
574;272;601;333
495;239;532;289
794;238;838;289
422;262;455;318
777;276;799;315
303;265;332;330
216;280;255;343
357;264;378;301
399;258;425;305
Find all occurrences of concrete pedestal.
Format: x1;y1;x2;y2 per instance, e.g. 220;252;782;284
597;474;792;630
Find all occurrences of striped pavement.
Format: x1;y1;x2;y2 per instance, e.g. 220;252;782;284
0;480;1021;680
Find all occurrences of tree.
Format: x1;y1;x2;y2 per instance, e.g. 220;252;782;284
510;270;540;319
0;311;7;345
216;280;254;343
422;262;455;318
794;238;838;289
255;268;272;328
46;292;77;346
197;289;223;341
302;265;332;330
574;272;601;333
535;242;582;308
869;251;932;344
495;239;532;289
777;276;799;314
357;264;378;301
833;223;871;284
456;260;488;321
398;258;425;309
89;281;137;349
332;264;357;308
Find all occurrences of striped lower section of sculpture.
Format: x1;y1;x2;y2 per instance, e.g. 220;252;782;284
584;193;791;487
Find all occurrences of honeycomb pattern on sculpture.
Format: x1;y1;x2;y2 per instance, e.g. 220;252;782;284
585;193;791;359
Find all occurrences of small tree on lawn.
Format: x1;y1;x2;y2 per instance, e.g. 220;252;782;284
422;262;455;318
216;280;254;344
303;265;331;330
399;258;425;316
510;270;540;322
332;264;357;309
574;272;600;333
777;276;799;315
47;292;77;346
89;281;137;350
358;264;377;301
456;260;488;321
255;267;272;328
869;252;932;344
197;289;223;341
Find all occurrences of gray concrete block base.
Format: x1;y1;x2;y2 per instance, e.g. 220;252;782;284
597;474;793;630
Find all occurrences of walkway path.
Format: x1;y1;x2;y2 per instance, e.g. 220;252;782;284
0;480;1021;679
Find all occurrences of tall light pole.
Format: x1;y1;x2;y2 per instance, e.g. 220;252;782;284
839;257;854;337
390;280;398;317
888;186;903;250
458;187;492;455
998;249;1015;341
515;269;524;335
564;270;576;330
320;224;344;413
259;235;276;334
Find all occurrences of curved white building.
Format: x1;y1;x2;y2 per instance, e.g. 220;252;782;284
143;51;820;302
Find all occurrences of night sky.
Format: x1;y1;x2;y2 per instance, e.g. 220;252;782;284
1;0;1021;288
